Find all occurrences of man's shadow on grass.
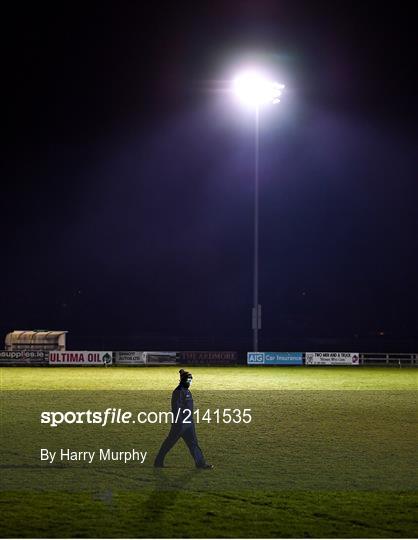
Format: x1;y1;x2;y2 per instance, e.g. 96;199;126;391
140;466;202;529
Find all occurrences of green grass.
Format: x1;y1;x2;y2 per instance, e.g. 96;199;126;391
1;366;417;537
3;365;417;390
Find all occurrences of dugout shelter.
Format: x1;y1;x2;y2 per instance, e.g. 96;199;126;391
5;330;67;351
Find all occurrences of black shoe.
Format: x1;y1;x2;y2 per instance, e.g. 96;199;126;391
154;462;165;468
196;463;214;470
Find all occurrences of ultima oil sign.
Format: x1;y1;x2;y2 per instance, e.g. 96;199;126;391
49;351;112;365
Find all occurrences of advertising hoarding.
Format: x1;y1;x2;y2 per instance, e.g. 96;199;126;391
49;351;113;365
305;352;360;365
144;352;177;364
0;350;46;360
115;351;146;365
247;352;303;365
178;351;238;364
0;350;48;365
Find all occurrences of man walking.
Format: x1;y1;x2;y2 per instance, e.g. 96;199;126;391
154;369;213;469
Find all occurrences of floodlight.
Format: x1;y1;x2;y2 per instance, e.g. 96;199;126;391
233;70;285;107
229;67;286;352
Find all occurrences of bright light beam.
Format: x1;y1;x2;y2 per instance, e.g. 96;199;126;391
233;70;285;107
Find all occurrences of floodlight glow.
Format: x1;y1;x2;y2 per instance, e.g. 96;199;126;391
233;71;285;107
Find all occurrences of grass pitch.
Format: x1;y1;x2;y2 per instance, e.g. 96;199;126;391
1;366;417;537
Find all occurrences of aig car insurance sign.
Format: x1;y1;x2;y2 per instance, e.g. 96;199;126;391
305;352;360;365
49;351;113;365
247;352;303;365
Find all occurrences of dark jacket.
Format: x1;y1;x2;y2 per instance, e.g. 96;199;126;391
171;384;194;425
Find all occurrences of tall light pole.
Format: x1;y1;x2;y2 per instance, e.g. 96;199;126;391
232;71;284;352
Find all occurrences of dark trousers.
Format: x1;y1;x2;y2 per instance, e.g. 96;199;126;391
154;422;206;467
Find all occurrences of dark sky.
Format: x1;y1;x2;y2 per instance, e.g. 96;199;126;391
3;1;417;350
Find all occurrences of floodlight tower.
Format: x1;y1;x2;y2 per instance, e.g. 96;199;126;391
232;71;284;352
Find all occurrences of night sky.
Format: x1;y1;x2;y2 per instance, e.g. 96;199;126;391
3;2;417;351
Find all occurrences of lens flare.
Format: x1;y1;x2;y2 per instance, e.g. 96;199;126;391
233;71;285;107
